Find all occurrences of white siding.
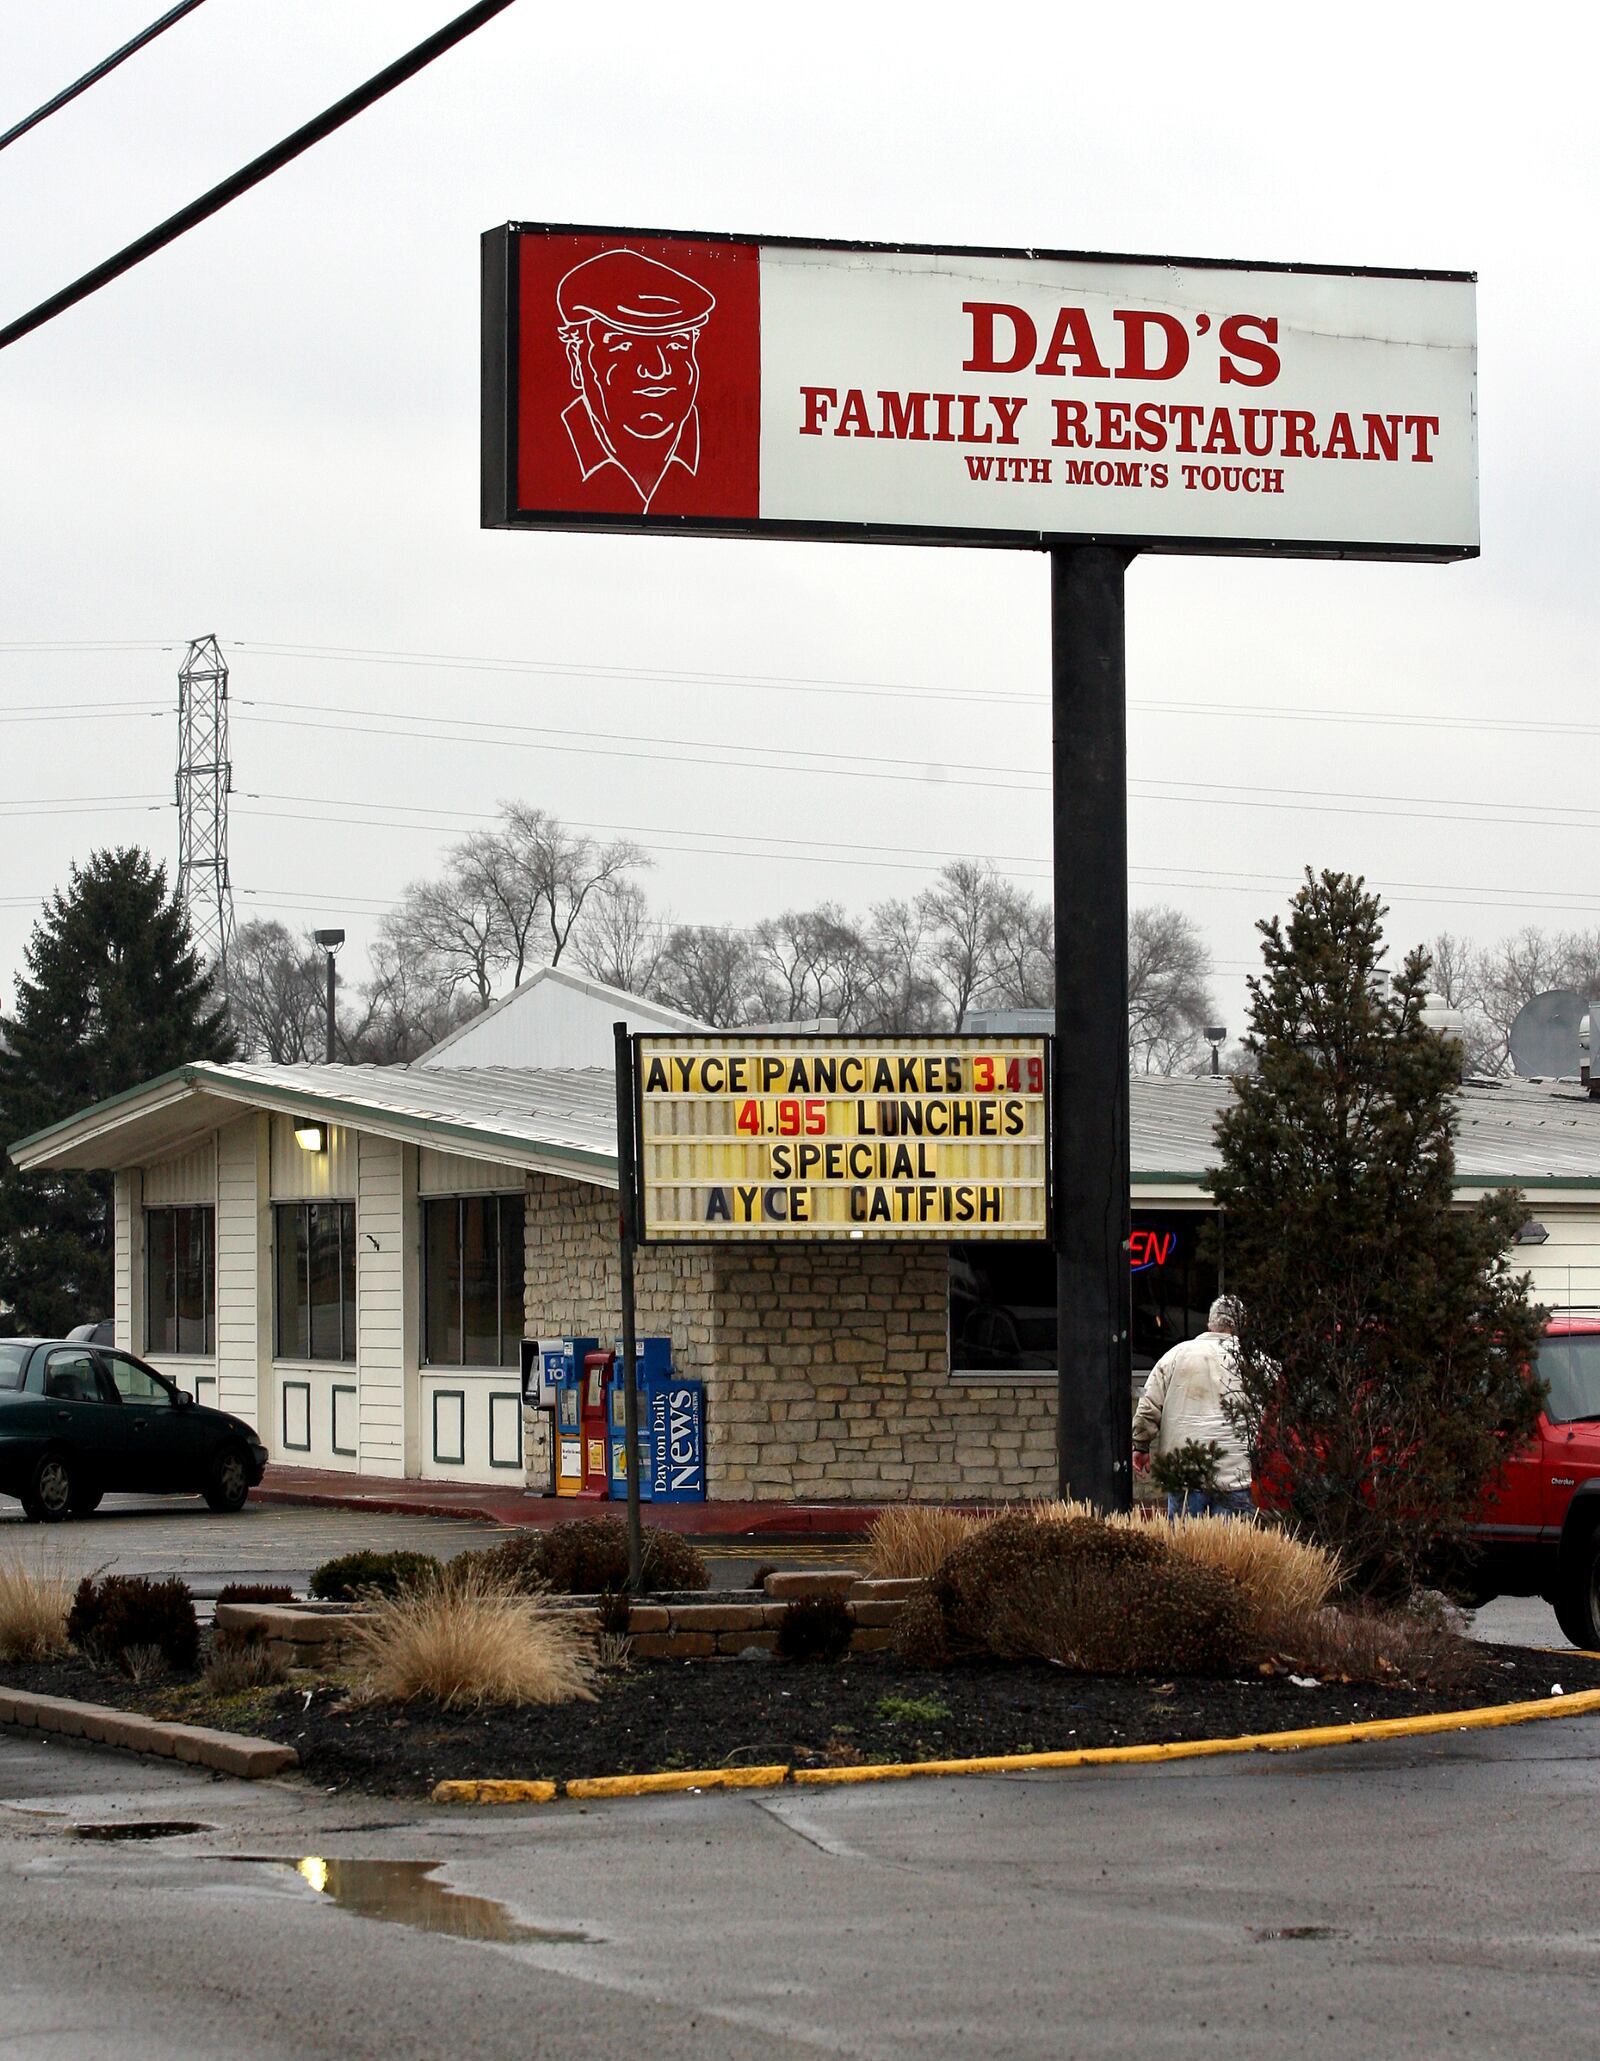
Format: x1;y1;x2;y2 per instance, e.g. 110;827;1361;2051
356;1133;406;1476
1519;1203;1600;1313
142;1140;216;1207
214;1115;263;1429
417;1147;524;1195
417;966;700;1070
113;1170;140;1350
269;1115;357;1199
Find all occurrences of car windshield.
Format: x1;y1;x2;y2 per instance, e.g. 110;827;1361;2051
0;1344;26;1391
1536;1333;1600;1423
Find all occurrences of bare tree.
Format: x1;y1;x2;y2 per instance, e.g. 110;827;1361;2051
916;860;1005;1031
988;882;1053;1010
1127;904;1215;1074
750;904;878;1026
571;878;666;995
381;875;501;1007
227;921;327;1062
649;926;761;1027
341;937;479;1063
499;804;645;973
860;899;943;1033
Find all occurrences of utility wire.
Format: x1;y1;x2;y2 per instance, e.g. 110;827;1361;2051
0;0;518;353
0;1;207;156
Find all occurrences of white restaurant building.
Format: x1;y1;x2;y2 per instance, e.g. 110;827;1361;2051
10;966;1600;1498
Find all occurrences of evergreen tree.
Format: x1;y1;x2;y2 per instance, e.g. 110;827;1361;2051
1207;869;1545;1596
0;849;235;1336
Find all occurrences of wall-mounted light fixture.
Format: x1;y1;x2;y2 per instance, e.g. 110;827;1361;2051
1516;1219;1550;1246
293;1119;327;1154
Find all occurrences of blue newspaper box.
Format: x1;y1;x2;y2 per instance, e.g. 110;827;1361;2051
553;1335;598;1498
646;1378;706;1502
607;1337;669;1501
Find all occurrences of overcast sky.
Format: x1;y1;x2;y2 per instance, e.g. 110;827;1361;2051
2;1;1595;1046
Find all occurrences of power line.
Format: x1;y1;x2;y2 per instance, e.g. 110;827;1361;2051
0;0;518;353
0;1;207;156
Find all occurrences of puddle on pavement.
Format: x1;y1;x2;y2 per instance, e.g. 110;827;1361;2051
74;1821;212;1842
260;1858;589;1946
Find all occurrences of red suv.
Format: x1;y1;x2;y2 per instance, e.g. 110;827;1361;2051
1470;1316;1600;1646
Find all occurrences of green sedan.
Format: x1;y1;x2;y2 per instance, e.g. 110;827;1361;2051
0;1339;267;1521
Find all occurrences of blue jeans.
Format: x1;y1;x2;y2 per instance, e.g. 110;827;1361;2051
1167;1488;1254;1520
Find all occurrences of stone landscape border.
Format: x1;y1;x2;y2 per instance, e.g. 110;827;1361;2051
431;1687;1600;1805
0;1686;297;1779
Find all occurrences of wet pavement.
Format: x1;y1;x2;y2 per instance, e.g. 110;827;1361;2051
3;1706;1599;2059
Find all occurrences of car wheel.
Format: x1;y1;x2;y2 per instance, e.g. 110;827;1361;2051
68;1485;103;1518
202;1444;251;1514
1554;1531;1600;1650
20;1450;76;1524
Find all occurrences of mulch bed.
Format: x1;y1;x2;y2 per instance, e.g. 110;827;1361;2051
6;1641;1600;1797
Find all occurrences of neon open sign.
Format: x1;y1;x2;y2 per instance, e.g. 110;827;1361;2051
1129;1228;1177;1273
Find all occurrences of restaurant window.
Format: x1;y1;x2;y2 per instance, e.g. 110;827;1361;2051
275;1201;356;1362
949;1213;1220;1377
423;1195;525;1368
145;1206;215;1355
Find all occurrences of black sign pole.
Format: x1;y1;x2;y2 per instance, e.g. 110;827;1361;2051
1051;546;1134;1512
613;1021;645;1591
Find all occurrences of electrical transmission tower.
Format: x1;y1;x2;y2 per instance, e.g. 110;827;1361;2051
176;634;236;977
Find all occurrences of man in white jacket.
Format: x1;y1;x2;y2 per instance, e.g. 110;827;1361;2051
1131;1296;1254;1518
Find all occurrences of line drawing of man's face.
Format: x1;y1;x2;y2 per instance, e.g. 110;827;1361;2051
555;248;716;511
569;322;701;446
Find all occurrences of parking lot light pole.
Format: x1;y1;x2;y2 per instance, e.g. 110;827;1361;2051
313;929;345;1064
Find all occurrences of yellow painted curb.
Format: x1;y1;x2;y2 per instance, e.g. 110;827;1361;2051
429;1688;1600;1806
431;1778;559;1805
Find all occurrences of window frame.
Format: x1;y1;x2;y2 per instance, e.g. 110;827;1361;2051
421;1192;525;1370
273;1199;357;1364
143;1204;216;1358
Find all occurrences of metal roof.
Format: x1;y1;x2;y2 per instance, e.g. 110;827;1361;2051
7;1062;620;1183
12;1060;1600;1191
1128;1073;1600;1188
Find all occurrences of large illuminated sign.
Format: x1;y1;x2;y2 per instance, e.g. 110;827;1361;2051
483;225;1478;561
633;1034;1051;1243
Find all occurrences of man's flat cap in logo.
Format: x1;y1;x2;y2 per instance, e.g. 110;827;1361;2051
557;249;716;335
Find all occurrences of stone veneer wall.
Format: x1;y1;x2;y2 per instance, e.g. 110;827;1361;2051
523;1172;1056;1502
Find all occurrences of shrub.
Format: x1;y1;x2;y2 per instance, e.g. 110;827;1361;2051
1148;1440;1227;1497
203;1638;288;1695
349;1565;596;1709
214;1583;295;1607
910;1513;1250;1676
467;1519;708;1596
1271;1597;1475;1690
0;1552;71;1661
67;1575;199;1675
309;1550;442;1602
864;1505;987;1581
774;1594;854;1664
891;1588;957;1670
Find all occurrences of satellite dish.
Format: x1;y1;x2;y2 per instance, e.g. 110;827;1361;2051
1509;988;1586;1078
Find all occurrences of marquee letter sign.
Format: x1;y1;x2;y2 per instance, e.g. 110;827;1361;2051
632;1034;1051;1244
483;225;1477;561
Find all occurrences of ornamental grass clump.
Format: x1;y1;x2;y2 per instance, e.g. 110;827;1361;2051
1157;1515;1340;1646
349;1565;596;1710
0;1551;71;1662
863;1504;990;1580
